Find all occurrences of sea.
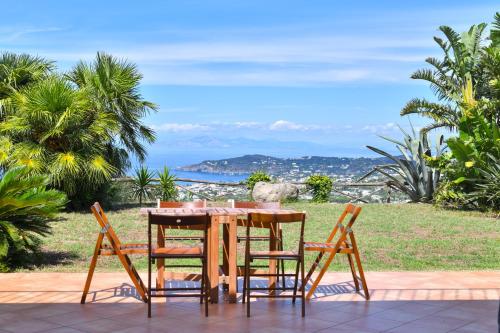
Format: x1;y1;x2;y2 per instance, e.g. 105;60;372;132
171;170;249;184
129;152;249;183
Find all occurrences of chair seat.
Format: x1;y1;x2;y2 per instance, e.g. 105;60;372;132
164;236;204;241
304;242;353;254
237;236;280;242
99;243;148;255
152;246;203;258
249;250;298;259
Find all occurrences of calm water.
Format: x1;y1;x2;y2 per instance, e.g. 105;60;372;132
172;169;248;183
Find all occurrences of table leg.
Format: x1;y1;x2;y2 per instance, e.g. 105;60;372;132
227;216;237;302
208;215;220;303
269;221;278;295
156;225;165;294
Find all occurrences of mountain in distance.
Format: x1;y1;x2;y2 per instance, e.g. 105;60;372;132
179;154;392;177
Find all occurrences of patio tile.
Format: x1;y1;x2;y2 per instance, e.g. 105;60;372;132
43;309;109;326
337;316;403;331
68;318;137;332
450;320;499;333
0;271;498;333
40;328;85;333
1;318;62;333
386;314;476;333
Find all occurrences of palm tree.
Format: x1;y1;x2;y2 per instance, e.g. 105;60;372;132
0;167;67;269
401;24;488;132
0;75;117;196
0;53;54;118
66;52;157;165
131;165;155;205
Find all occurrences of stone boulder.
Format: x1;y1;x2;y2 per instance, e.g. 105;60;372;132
251;182;299;202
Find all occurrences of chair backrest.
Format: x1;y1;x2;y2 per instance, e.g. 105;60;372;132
90;202;122;247
148;213;210;253
326;203;362;246
157;200;206;209
246;212;306;253
233;201;281;209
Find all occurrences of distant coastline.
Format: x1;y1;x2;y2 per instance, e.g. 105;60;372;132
178;154;390;179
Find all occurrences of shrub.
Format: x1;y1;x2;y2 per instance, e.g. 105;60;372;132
246;171;271;191
0;167;67;271
306;175;333;203
158;166;177;201
131;165;155;205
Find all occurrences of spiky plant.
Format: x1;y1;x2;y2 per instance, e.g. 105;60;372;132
367;124;445;202
158;166;177;201
0;167;67;268
131;166;155;205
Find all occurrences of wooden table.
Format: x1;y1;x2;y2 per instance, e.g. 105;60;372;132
140;207;297;303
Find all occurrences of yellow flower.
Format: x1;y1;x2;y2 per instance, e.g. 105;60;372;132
465;161;475;168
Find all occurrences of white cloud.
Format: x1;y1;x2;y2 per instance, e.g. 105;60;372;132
152;123;212;132
361;122;399;133
269;120;310;131
0;27;63;42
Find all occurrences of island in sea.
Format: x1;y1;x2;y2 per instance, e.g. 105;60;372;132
178;154;391;183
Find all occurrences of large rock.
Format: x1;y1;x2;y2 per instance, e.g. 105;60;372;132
252;182;299;202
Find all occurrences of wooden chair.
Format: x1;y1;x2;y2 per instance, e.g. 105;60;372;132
232;201;285;290
156;200;206;241
243;212;306;317
155;200;207;291
302;203;369;300
81;202;148;304
147;212;210;318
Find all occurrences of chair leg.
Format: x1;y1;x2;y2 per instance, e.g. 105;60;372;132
347;253;360;292
242;259;247;304
300;256;305;317
148;257;152;318
292;260;300;304
81;233;104;304
353;248;369;300
200;258;205;304
279;229;286;291
350;234;369;300
306;251;338;300
204;258;209;316
245;256;251;317
302;251;324;292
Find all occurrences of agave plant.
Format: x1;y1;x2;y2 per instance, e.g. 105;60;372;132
131;166;155;205
158;166;177;201
367;125;445;202
0;167;67;267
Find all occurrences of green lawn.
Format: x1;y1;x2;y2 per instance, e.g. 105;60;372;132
19;203;500;272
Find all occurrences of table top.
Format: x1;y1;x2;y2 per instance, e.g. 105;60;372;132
139;207;298;216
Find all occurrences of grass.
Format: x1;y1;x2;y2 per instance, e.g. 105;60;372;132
17;202;500;272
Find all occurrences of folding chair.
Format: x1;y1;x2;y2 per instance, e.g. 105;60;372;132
242;212;307;317
81;202;148;304
232;201;286;291
147;212;210;318
303;203;369;300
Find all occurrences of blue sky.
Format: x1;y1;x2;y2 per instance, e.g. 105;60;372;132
2;1;499;166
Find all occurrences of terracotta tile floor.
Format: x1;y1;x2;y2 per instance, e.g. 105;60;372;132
0;271;498;333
